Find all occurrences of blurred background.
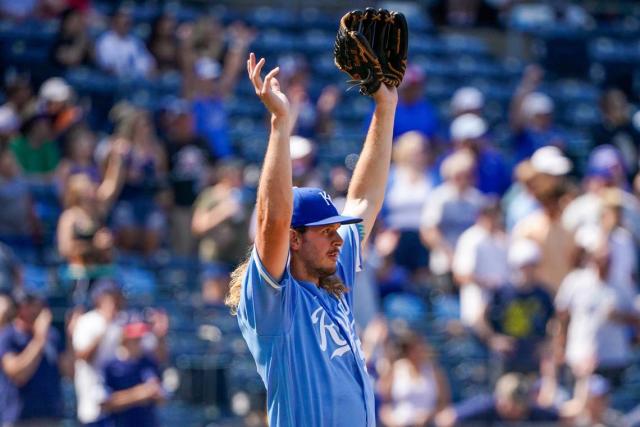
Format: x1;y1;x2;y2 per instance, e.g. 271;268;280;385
2;0;640;426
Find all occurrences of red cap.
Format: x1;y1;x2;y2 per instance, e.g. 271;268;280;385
123;322;149;339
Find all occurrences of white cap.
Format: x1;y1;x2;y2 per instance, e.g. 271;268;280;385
290;135;314;160
39;77;72;102
508;239;541;268
195;57;221;80
530;146;572;176
450;113;487;142
451;87;484;115
575;225;604;254
522;92;554;118
0;105;19;134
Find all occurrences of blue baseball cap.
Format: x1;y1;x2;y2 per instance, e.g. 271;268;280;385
291;187;362;228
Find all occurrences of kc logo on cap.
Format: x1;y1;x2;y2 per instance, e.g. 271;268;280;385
319;191;333;206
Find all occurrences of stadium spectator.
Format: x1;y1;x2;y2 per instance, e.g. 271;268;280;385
2;73;35;120
453;200;509;328
51;7;94;70
56;124;101;188
10;112;59;182
109;108;168;255
0;291;16;427
555;233;639;388
435;372;559;426
147;12;180;75
278;55;339;140
72;279;125;426
510;65;566;160
378;331;450;427
450;86;484;119
183;21;254;158
101;321;165;427
0;103;20;146
379;131;434;275
0;145;40;248
389;64;439;140
592;88;640;179
95;7;155;79
161;98;216;256
56;138;127;299
512;146;577;293
192;160;250;268
475;239;554;374
421;149;486;292
0;290;74;426
502;159;540;231
38;77;82;138
448;112;511;196
289;135;322;188
0;243;22;292
563;145;640;242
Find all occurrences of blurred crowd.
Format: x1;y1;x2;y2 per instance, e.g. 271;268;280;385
2;0;640;426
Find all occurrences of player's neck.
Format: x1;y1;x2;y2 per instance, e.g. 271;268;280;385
290;257;320;286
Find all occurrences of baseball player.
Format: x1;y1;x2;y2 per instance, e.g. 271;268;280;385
224;50;397;427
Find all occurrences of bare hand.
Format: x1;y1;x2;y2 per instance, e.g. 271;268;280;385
33;308;52;341
247;53;290;118
111;137;131;157
489;334;515;355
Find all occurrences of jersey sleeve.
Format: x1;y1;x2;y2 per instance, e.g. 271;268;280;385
237;246;294;337
337;223;363;288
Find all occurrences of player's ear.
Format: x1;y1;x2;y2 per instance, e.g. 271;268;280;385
290;229;301;250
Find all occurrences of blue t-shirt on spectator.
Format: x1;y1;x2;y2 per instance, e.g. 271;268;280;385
0;324;63;422
514;127;565;161
103;354;161;427
192;97;233;159
488;284;554;372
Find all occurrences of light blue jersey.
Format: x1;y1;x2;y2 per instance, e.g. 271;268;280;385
237;223;375;427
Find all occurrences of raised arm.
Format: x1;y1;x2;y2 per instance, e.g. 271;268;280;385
342;85;398;244
248;53;293;281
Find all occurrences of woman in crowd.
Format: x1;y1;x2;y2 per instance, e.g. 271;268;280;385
57;138;128;301
378;331;450;427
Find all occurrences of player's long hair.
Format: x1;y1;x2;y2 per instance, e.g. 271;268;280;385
225;247;349;316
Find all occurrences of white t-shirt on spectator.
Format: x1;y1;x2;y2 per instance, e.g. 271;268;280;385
421;182;486;274
73;310;122;423
453;224;509;326
555;268;633;369
96;30;154;78
384;167;433;231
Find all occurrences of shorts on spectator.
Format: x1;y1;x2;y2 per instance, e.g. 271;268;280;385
111;200;166;232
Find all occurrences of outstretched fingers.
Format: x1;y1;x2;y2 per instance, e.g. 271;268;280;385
262;67;280;95
250;57;266;94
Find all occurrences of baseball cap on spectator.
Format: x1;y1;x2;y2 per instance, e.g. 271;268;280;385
290;135;314;160
291;187;361;228
0;105;19;134
530;146;572;176
521;92;554;118
90;278;123;303
451;87;484;115
508;239;541;268
195;58;221;80
123;321;149;339
450;113;487;142
587;145;624;178
12;287;46;306
575;224;604;254
163;97;191;116
39;77;72;103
